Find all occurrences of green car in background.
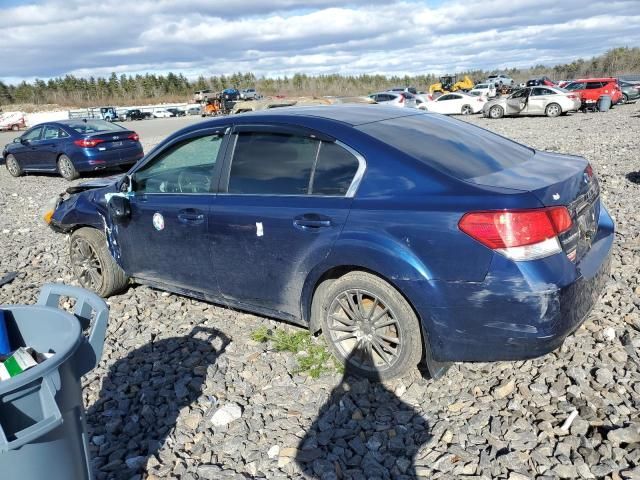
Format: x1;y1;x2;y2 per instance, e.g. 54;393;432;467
619;80;640;103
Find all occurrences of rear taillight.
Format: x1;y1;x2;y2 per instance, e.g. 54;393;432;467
567;94;579;99
74;138;104;148
128;133;139;141
585;164;593;179
459;207;573;261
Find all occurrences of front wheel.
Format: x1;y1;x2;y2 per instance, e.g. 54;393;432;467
461;104;473;115
489;105;504;119
621;94;628;104
58;154;79;180
545;102;561;117
5;154;23;177
320;271;422;380
69;228;129;297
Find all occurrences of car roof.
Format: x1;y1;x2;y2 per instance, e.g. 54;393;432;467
571;77;616;82
216;104;422;127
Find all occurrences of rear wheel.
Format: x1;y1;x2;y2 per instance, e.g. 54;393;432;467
11;124;19;131
5;154;23;177
320;271;422;380
622;93;628;104
69;228;129;297
545;103;561;117
489;105;504;119
57;154;79;180
461;104;473;115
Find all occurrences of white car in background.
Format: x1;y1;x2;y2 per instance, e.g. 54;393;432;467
152;109;172;118
369;91;417;108
418;92;485;115
469;83;497;98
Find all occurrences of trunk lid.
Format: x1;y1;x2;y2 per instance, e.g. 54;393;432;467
468;150;599;262
86;130;138;150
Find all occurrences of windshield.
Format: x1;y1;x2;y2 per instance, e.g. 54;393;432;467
67;120;125;134
357;113;533;180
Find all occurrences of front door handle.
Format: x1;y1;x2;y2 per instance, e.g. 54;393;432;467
177;209;205;225
294;214;332;230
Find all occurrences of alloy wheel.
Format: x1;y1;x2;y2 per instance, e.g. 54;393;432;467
59;157;73;178
70;237;103;290
490;106;503;119
326;289;402;372
6;157;20;176
547;104;560;116
462;105;472;115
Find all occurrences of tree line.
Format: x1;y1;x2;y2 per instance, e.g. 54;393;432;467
0;47;638;108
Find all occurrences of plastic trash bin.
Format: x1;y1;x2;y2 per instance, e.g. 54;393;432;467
597;95;612;112
0;284;108;480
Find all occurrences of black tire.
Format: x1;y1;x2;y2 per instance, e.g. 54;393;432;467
489;105;504;119
11;124;19;131
461;104;473;115
57;154;79;180
622;94;628;104
69;228;129;297
319;271;422;380
5;154;23;177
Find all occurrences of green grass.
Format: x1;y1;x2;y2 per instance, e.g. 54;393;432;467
250;326;343;378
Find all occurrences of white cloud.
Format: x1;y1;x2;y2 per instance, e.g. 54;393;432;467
0;0;639;82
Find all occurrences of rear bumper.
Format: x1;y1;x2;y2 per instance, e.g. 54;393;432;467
402;202;614;363
71;146;144;172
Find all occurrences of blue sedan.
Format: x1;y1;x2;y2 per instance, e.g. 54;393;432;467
3;119;144;180
46;105;614;379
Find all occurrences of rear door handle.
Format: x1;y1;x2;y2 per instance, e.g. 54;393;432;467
177;209;205;225
294;214;332;230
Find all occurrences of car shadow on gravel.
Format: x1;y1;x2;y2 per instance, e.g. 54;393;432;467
296;350;432;479
86;326;230;478
626;172;640;184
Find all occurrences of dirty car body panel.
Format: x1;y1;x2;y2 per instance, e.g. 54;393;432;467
49;105;614;364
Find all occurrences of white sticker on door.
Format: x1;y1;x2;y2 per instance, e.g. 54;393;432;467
153;212;165;231
256;222;264;237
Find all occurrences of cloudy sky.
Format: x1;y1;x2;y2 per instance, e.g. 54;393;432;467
1;0;639;84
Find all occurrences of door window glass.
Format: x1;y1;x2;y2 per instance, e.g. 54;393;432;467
311;142;360;196
43;126;62;140
23;127;43;141
134;133;223;194
586;82;603;89
228;132;319;195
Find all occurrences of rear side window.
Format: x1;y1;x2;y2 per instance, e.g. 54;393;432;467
586;82;604;89
357;114;533;180
228;132;318;195
311;142;360;196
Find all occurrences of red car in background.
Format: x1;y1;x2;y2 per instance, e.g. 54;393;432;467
563;78;623;104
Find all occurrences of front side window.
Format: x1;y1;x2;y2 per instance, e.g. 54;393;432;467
228;132;318;195
23;127;43;141
134;133;223;194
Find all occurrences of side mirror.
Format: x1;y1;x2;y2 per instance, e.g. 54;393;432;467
108;195;131;222
13;137;21;143
20;138;29;145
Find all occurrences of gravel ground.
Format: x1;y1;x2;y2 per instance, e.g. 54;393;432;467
1;104;639;480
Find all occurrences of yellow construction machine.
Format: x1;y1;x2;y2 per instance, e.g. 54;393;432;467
429;75;474;96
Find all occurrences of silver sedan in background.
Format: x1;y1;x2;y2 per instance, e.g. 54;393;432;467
483;86;582;119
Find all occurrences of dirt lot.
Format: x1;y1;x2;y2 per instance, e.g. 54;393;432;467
1;105;639;479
